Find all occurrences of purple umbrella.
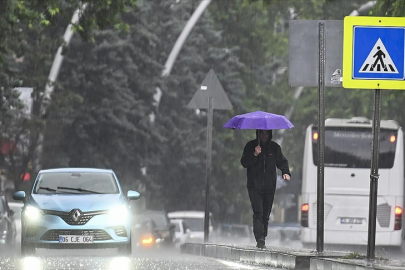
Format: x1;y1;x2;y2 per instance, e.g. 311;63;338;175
223;111;294;130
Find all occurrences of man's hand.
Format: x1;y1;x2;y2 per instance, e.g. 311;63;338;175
283;174;290;181
254;146;261;156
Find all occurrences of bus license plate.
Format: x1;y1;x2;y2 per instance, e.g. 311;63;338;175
59;235;93;243
341;218;362;224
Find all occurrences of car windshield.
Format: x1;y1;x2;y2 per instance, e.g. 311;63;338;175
182;218;204;232
33;172;119;194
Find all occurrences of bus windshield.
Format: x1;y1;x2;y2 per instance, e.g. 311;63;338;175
312;127;397;168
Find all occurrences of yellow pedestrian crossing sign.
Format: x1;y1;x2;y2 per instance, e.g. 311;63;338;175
343;16;405;90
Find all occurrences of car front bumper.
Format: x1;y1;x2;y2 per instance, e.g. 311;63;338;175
22;212;131;246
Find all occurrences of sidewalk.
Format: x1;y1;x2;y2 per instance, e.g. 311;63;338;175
180;242;405;270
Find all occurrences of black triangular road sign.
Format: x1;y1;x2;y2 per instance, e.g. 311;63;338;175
188;69;233;110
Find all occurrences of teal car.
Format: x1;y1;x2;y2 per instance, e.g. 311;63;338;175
13;168;140;255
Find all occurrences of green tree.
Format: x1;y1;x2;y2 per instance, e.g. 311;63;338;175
0;0;137;190
374;0;405;16
142;0;246;219
42;14;162;194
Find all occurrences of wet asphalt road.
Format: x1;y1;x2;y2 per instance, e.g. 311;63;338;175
0;244;283;270
0;238;403;269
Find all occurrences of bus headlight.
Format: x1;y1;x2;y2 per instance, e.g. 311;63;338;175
24;206;42;222
108;205;128;222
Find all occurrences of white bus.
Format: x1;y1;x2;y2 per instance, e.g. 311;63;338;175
300;117;404;248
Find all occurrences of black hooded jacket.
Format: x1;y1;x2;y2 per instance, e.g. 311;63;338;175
240;130;291;193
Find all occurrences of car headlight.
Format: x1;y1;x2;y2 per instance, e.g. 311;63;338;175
24;205;42;221
108;204;128;222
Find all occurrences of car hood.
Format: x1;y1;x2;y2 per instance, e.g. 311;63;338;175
28;194;124;212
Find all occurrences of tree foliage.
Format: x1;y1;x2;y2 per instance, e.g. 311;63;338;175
0;0;137;191
374;0;405;16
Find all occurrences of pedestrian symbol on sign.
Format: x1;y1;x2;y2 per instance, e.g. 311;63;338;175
359;38;398;74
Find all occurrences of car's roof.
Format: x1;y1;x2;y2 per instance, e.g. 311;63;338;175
38;168;113;174
170;218;184;223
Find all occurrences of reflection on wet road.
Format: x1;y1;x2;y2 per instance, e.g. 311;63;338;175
1;239;403;269
0;246;282;270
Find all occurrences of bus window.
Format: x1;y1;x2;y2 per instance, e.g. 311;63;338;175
312;127;397;168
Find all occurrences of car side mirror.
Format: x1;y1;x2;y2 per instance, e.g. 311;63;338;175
127;190;141;200
185;228;191;234
9;209;15;217
169;224;175;230
13;191;26;201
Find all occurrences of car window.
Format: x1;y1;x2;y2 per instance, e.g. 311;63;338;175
34;172;119;194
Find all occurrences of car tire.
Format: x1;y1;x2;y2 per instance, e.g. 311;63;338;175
117;239;132;255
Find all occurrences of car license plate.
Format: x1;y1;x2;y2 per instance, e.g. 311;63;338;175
341;218;362;224
59;235;93;243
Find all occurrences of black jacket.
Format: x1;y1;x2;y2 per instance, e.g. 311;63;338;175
240;135;291;193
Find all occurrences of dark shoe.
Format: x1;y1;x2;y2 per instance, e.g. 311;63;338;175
256;239;266;249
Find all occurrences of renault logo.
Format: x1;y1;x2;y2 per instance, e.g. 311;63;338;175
70;209;82;222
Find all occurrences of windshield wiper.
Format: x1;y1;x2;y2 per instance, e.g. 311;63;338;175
39;186;58;192
57;186;102;194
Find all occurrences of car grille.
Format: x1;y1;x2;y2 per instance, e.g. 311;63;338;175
40;230;112;241
42;209;107;225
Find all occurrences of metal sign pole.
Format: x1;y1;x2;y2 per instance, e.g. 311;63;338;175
367;89;381;259
317;22;326;253
188;69;232;243
204;96;213;243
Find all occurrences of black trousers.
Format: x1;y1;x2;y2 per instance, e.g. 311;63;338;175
248;188;275;242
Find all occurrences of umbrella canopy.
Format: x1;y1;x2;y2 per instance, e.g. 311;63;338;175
223;111;294;130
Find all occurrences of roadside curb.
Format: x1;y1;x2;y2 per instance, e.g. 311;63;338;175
310;257;405;270
180;243;405;270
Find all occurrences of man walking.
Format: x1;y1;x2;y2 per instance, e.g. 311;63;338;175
241;129;291;249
